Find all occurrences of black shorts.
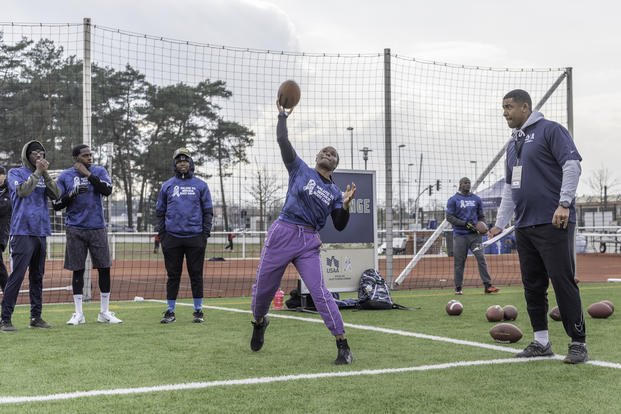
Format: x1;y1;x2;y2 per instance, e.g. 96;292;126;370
64;227;112;270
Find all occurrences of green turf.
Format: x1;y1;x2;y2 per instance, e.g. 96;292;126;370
0;283;619;413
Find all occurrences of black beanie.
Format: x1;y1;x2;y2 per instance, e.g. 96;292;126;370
27;142;45;156
0;166;5;175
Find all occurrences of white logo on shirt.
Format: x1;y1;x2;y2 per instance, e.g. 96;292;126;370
303;179;316;195
173;186;181;197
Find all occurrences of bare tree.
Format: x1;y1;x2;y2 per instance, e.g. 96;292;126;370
247;165;284;231
587;167;619;202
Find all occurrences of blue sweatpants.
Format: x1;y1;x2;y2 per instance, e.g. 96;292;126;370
251;220;345;336
1;235;47;321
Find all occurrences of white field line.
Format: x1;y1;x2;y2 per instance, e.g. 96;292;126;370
0;357;552;405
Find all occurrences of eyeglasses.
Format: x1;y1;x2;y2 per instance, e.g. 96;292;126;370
30;150;45;156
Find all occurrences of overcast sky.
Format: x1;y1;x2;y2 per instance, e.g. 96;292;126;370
3;0;620;195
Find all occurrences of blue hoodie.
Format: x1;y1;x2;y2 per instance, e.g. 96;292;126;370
155;156;213;238
505;112;582;227
446;192;485;236
8;140;60;237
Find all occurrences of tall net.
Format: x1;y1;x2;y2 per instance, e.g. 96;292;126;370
0;21;571;304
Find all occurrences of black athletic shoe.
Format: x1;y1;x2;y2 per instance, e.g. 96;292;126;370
193;310;204;323
0;320;16;332
515;341;554;358
29;318;51;329
160;310;176;324
250;316;269;352
564;342;588;364
335;338;353;365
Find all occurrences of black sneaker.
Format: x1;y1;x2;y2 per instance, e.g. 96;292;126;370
564;342;588;364
515;341;554;358
29;318;51;329
160;310;176;324
0;320;16;332
250;316;269;352
193;310;204;323
335;338;353;365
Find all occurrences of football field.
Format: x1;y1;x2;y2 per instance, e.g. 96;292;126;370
0;283;619;413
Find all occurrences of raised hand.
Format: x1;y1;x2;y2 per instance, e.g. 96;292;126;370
343;182;357;209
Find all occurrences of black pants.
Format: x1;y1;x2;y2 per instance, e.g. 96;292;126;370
1;236;46;321
0;253;7;292
161;233;206;300
516;223;586;342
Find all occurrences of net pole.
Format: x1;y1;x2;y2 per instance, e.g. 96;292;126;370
566;67;574;136
82;17;93;300
383;48;394;287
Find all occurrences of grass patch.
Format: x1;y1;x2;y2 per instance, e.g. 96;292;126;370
0;283;619;412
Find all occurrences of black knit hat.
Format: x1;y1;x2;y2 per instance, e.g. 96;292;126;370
27;142;45;157
0;166;5;175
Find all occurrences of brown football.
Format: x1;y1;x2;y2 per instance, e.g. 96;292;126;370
277;80;301;109
549;306;562;321
485;305;504;322
475;221;488;234
587;302;613;319
490;323;523;343
502;305;518;321
446;300;463;316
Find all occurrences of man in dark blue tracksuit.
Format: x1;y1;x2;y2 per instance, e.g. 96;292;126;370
1;140;60;331
490;89;587;364
446;177;498;295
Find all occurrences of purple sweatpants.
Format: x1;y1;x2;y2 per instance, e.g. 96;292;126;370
251;220;345;336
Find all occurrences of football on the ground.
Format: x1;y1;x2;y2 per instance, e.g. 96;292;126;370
446;300;463;316
277;80;301;109
587;301;614;319
489;323;523;343
502;305;518;321
475;221;488;234
549;306;562;321
601;300;615;312
485;305;504;322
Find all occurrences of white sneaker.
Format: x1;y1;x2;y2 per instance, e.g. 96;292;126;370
67;312;86;325
97;311;123;324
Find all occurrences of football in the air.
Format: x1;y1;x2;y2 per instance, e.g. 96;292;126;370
601;300;615;312
475;221;488;234
446;300;463;316
277;80;301;109
549;306;562;321
485;305;504;322
489;323;523;343
502;305;518;321
587;301;614;319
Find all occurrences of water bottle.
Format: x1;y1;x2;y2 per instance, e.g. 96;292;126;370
273;288;284;310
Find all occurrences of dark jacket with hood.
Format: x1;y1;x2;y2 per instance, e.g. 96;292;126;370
7;140;60;237
0;168;10;251
155;155;213;239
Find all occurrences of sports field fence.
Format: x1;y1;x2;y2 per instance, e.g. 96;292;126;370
1;18;613;305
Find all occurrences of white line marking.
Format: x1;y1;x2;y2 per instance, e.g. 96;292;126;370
0;358;549;405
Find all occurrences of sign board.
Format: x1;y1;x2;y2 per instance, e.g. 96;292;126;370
301;170;376;294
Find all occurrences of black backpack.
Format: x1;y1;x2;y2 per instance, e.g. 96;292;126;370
357;268;407;310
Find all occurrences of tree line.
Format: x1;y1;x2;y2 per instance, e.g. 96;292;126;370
0;33;254;231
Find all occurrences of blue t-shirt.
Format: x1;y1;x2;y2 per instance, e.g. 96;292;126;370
505;118;582;228
56;165;110;229
446;192;484;236
278;156;344;231
155;175;213;238
8;167;51;237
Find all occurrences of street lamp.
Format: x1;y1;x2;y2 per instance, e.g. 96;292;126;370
398;144;406;231
346;126;354;169
408;163;414;220
470;160;478;181
359;146;373;170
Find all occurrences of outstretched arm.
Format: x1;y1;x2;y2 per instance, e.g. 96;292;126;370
276;100;296;164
